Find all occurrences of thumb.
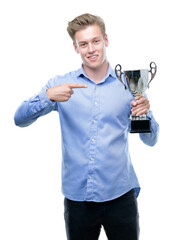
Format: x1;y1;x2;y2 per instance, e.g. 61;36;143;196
131;100;137;107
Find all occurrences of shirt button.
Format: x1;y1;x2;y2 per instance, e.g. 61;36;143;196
89;176;92;179
90;158;94;161
93;120;96;123
94;102;98;105
91;138;95;142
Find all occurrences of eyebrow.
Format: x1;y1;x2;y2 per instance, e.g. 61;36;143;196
78;37;101;44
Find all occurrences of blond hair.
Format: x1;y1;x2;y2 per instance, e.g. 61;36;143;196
67;13;106;41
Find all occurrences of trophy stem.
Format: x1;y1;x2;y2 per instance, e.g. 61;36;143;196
131;91;142;98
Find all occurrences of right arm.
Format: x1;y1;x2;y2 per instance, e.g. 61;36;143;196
14;81;58;127
14;80;87;127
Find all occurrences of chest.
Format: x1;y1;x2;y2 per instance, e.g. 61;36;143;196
58;80;132;125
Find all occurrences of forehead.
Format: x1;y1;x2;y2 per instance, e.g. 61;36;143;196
74;25;103;43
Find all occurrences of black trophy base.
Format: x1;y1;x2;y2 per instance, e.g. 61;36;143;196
130;119;151;133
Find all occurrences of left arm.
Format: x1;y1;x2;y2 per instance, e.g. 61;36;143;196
131;96;159;146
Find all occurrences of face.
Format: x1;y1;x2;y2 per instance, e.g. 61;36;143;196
73;24;109;71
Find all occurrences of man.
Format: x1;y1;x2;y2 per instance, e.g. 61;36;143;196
14;13;159;240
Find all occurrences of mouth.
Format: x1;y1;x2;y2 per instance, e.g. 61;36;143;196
87;55;98;61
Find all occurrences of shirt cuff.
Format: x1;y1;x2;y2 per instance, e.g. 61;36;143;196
38;90;56;108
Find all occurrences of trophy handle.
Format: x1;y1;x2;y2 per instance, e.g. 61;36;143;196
148;62;157;88
115;64;127;89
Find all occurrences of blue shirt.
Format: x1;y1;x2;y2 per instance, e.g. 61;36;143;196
14;65;159;202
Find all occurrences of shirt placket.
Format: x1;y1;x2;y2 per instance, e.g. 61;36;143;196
86;84;99;201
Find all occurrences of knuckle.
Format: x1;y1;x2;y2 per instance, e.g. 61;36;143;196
65;93;70;98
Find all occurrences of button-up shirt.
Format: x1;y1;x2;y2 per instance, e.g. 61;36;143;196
14;64;159;202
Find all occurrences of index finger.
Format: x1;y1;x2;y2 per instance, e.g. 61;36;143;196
134;96;142;100
69;84;88;89
135;96;147;104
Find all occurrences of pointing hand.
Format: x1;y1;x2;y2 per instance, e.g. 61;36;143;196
46;84;88;102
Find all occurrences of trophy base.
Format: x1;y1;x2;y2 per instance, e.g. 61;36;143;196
130;119;151;133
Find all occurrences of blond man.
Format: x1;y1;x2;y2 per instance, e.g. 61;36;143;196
14;13;159;240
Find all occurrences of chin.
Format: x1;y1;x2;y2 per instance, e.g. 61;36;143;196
87;61;102;69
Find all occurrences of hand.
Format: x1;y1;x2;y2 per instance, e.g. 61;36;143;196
131;96;150;116
47;84;88;102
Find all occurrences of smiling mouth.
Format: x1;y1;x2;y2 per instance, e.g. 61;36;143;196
88;55;98;61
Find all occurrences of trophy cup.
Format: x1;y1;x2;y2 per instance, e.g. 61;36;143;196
115;62;157;133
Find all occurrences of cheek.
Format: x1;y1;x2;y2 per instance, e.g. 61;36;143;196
99;45;107;57
78;48;87;57
98;43;106;53
79;51;88;63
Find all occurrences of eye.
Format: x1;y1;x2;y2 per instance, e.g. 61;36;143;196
94;39;100;44
79;43;87;48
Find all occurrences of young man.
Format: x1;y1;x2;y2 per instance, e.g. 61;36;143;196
14;13;159;240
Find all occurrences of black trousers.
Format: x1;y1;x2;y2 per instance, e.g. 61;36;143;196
64;189;139;240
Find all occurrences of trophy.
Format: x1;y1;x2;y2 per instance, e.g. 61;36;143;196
115;62;157;133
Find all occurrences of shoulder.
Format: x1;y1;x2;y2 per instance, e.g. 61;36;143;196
47;69;80;87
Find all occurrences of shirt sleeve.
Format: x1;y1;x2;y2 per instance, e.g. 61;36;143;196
139;110;159;146
14;78;58;127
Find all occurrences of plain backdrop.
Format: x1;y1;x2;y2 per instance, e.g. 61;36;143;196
0;0;172;239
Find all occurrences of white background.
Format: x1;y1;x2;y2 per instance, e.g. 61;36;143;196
0;0;172;239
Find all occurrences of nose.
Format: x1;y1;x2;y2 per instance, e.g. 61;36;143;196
88;43;95;53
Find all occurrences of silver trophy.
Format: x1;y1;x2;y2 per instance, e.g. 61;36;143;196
115;62;157;133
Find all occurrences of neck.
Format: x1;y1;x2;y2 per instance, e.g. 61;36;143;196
83;60;109;83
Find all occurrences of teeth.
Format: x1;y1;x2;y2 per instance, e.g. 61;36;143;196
89;56;96;59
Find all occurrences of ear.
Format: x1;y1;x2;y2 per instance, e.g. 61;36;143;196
73;41;79;54
104;34;109;47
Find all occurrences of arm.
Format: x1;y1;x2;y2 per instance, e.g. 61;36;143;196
14;80;58;127
14;78;87;127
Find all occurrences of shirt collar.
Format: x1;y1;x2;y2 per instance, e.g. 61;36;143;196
76;63;117;83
